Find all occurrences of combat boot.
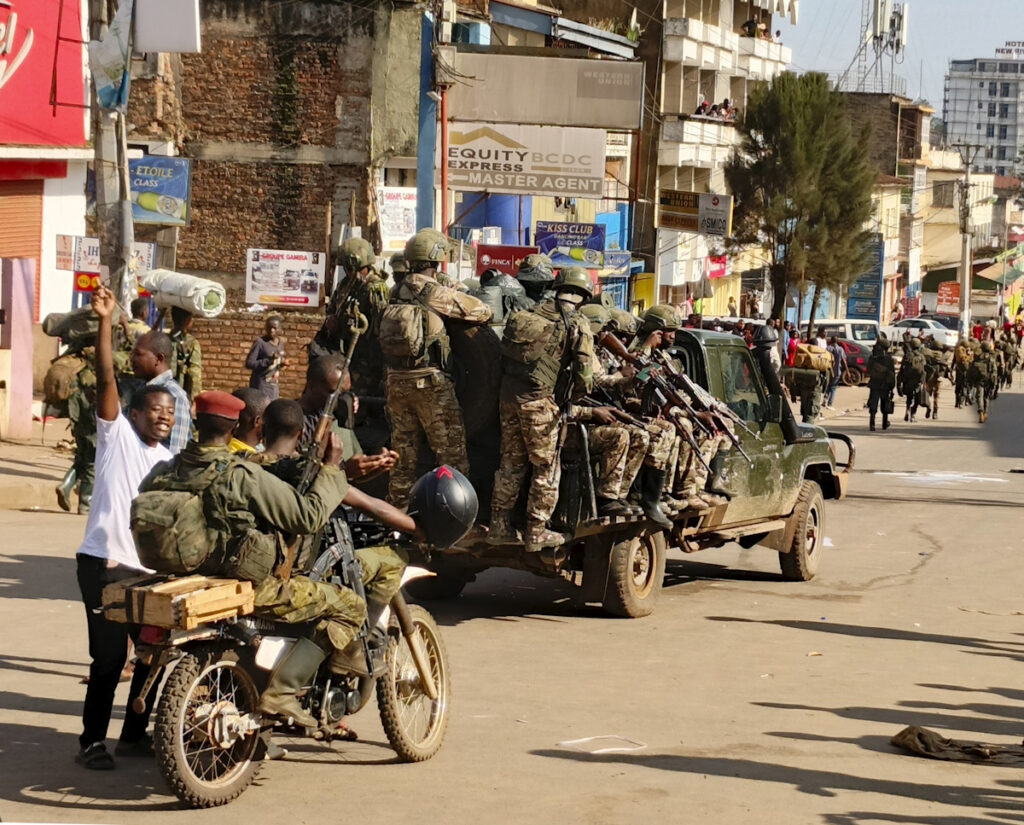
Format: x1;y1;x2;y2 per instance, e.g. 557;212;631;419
869;415;876;432
597;497;634;518
638;468;674;530
524;522;564;553
487;510;521;545
258;637;326;728
882;415;890;430
55;468;77;512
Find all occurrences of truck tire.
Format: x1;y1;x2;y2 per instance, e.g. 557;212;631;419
602;531;666;618
779;481;825;581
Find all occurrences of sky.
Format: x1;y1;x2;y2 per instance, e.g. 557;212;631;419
776;0;1024;114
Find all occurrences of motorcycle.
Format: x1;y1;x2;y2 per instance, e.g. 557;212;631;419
128;511;450;808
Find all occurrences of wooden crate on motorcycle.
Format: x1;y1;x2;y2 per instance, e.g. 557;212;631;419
102;574;254;629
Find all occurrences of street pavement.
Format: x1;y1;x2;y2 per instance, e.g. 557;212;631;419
2;383;1024;824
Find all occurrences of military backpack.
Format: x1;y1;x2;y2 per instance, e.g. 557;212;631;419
379;286;449;369
43;353;88;405
500;307;567;392
131;456;277;583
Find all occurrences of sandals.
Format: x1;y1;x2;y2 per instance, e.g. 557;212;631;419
76;742;115;770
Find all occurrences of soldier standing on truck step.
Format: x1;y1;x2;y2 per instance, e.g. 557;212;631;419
488;268;595;551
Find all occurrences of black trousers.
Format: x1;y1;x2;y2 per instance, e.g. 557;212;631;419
76;554;158;749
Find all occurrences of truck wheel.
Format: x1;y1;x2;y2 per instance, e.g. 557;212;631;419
602;532;666;618
841;367;861;387
779;481;825;581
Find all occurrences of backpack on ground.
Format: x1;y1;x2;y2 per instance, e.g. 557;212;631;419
43;353;87;406
131;457;277;582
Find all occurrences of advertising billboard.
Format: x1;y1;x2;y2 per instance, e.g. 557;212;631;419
475;244;537;277
0;0;87;146
378;187;417;253
445;123;606;198
534;222;605;268
129;156;193;226
846;234;885;322
246;249;326;307
657;189;734;237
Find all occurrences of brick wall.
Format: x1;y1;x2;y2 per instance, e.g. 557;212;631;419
192;310;325;399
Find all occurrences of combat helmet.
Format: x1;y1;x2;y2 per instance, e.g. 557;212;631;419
607;307;641;337
389;252;410;277
579;303;611;334
874;336;891;352
340;237;375;273
553;266;594;299
405;228;449;264
640;303;681;332
909;337;923;350
516;253;555;283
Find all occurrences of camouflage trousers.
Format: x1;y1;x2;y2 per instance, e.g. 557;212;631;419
924;375;941;415
492;396;561;524
357;544;408;607
386;369;469;507
667;411;729;495
588;423;646;499
253;575;367;653
644;418;676;471
974;379;992;415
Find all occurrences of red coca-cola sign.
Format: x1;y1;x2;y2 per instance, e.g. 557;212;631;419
0;0;87;147
476;244;538;278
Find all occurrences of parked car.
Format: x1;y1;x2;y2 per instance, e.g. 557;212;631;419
837;338;872;385
881;317;959;349
916;313;959;331
803;318;880;344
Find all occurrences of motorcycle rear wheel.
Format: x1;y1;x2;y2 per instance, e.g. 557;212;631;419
377;604;450;761
154;647;263;808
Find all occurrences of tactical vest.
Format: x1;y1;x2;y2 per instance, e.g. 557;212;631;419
500;304;568;393
380;282;451;371
903;351;926;381
132;453;277;583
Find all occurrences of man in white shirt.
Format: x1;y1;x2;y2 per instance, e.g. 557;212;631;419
75;286;175;770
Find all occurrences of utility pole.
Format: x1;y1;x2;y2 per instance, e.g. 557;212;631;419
954;143;982;336
89;0;133;304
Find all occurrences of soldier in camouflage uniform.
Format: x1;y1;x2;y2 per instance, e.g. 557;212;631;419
312;237;390;399
953;337;972;408
381;229;492;506
898;337;927;422
968;339;999;423
921;342;950;420
488;269;595;551
169;307;202;399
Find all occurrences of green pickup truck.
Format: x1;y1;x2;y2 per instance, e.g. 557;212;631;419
408;329;854;618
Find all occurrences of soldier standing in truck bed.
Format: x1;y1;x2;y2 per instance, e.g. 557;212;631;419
380;229;492;507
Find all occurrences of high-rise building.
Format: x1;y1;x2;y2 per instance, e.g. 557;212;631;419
943;46;1024;176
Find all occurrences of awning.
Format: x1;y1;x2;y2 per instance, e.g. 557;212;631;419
753;0;799;25
976;261;1024;287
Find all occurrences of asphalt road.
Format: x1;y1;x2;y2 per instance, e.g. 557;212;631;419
2;383;1024;825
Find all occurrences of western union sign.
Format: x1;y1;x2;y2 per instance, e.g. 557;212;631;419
657;188;734;237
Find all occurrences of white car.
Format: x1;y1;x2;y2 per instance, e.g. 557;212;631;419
881;318;959;349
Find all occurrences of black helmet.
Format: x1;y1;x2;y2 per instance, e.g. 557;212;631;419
407;465;479;549
752;322;778;348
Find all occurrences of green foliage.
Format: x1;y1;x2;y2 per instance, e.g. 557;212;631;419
725;73;876;320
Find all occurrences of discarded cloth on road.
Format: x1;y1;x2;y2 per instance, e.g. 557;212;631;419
892;725;1024;765
142;269;226;318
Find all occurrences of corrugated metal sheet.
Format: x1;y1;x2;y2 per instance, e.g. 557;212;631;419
0;180;44;321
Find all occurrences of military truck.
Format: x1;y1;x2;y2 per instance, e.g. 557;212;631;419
406;328;854;618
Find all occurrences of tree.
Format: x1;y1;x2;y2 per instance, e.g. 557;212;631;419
725;73;876;324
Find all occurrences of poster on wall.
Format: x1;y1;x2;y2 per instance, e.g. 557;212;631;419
0;0;88;146
129;156;193;226
846;234;885;322
476;244;537;277
378;187;417;253
534;222;605;268
245;249;326;307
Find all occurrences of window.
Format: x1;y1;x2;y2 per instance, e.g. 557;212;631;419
999;125;1008;139
990;82;998;95
986;124;996;137
989;102;997;116
933;181;955;208
986;146;995;158
978;101;984;109
1000;103;1010;118
999;63;1019;73
716;348;765;423
998;146;1008;160
1001;83;1012;97
998;166;1008;176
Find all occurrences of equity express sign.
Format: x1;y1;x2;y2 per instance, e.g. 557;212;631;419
444;122;607;197
0;0;87;146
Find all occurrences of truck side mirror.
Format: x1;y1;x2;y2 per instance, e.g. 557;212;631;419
766;394;784;423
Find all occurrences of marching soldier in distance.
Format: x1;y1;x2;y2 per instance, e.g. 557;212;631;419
380;228;492;507
953;335;972;408
488;267;595;550
866;337;896;431
897;337;927;423
968;339;998;424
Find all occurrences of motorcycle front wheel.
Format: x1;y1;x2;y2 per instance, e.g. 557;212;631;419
377;604;450;761
153;646;263;808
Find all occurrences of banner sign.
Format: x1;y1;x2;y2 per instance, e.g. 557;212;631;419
657;189;734;236
534;222;605;268
129;156;193;226
603;250;632;277
445;123;606;197
88;0;133;111
0;0;88;146
476;244;537;277
846;234;885;321
378;187;417;253
246;249;326;307
936;281;960;316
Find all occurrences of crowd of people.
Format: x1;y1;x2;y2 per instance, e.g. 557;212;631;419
693;96;738;122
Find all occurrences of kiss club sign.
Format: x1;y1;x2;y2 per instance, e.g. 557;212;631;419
0;0;87;147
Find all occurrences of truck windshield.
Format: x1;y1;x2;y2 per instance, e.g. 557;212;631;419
718;347;766;422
